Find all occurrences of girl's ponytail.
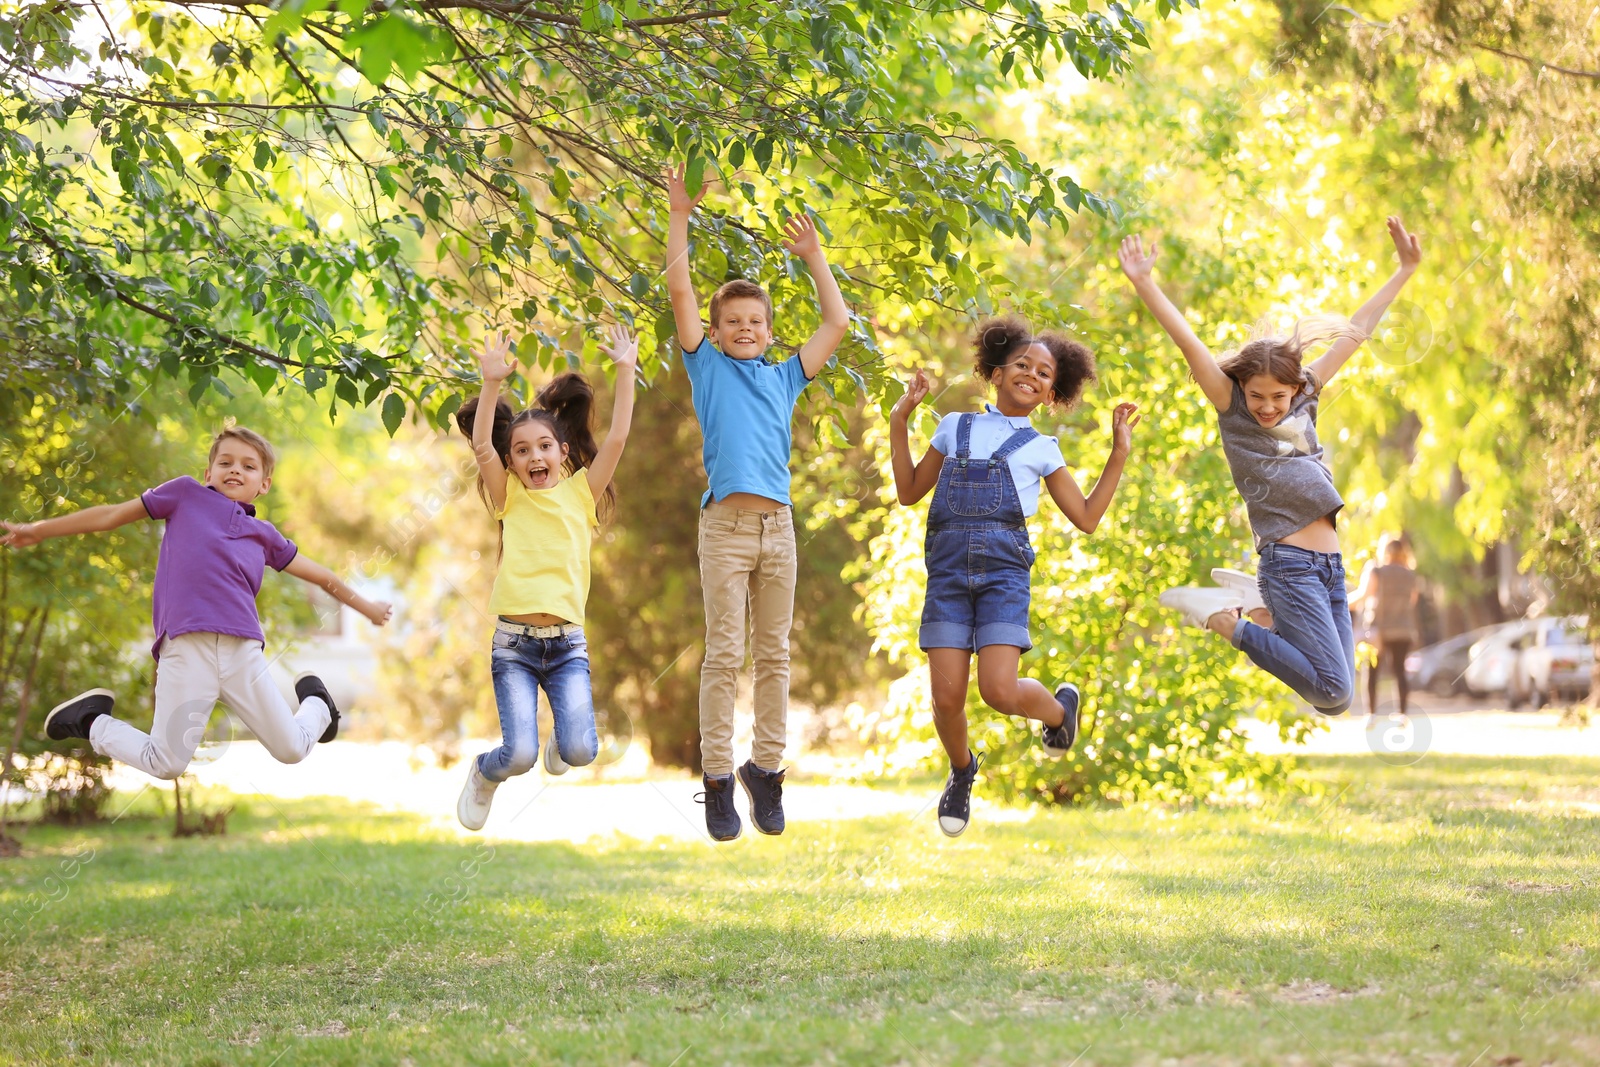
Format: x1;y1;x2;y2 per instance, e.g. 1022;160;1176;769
533;372;616;521
456;394;515;516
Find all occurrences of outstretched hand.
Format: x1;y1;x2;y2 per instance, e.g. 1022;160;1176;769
603;323;640;372
1387;216;1422;272
891;369;931;422
1110;402;1141;458
479;331;515;383
666;163;710;214
365;600;395;627
1118;235;1159;283
0;521;41;548
781;212;824;260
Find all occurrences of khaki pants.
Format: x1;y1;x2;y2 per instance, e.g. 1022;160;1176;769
90;631;330;780
697;502;798;777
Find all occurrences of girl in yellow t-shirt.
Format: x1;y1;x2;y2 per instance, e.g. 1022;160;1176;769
452;326;637;831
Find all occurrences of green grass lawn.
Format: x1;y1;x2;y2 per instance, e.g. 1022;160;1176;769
2;755;1598;1066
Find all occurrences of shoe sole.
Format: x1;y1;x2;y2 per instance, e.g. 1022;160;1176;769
1211;568;1267;612
542;740;569;776
456;766;492;831
294;672;340;743
1043;683;1080;756
736;765;783;836
44;688;115;741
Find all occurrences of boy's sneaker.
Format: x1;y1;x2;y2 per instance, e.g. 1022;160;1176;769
1211;567;1268;614
696;774;742;842
937;750;982;838
542;734;569;776
457;758;498;831
44;689;114;742
294;673;340;743
1159;587;1244;631
1041;683;1081;756
736;760;786;836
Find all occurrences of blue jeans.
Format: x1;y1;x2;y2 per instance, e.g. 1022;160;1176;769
478;627;600;782
1233;543;1356;714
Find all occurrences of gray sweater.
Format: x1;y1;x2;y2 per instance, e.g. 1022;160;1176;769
1216;372;1344;548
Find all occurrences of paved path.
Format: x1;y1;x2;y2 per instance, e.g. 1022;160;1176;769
112;706;1597;845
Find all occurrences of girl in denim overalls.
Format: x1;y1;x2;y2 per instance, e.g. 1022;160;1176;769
889;315;1140;836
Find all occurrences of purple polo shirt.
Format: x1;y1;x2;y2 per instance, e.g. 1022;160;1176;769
140;477;298;659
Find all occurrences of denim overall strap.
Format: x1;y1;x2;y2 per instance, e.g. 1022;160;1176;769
927;417;1031;532
954;413;976;464
988;426;1039;465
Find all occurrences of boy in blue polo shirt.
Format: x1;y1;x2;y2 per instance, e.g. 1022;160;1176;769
664;163;849;841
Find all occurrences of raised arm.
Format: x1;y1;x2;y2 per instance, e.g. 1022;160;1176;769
664;163;708;353
1;498;150;548
587;325;638;500
1309;216;1422;387
1118;236;1234;411
283;554;393;626
1042;403;1140;533
783;212;850;380
887;369;944;506
473;333;514;514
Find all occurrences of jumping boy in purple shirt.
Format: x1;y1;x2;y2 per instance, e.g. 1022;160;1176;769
1;426;393;780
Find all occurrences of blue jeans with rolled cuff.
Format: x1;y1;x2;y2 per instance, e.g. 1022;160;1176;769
1232;543;1356;715
478;626;600;782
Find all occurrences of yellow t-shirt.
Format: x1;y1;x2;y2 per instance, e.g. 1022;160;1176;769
489;471;596;624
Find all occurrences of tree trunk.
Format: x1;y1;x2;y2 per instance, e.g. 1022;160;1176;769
0;606;49;836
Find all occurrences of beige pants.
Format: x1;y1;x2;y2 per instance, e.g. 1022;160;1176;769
90;632;330;780
698;502;798;776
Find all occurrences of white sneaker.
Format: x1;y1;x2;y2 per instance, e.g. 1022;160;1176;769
456;759;498;831
1159;586;1244;630
1211;567;1268;614
542;734;569;776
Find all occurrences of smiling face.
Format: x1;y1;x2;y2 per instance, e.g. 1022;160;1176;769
1240;374;1303;427
709;296;774;362
204;441;271;503
506;418;568;491
992;342;1057;416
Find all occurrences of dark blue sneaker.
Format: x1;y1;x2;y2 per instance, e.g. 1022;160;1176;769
937;750;982;837
736;760;786;836
696;773;742;842
294;673;340;743
1041;683;1081;756
44;689;114;742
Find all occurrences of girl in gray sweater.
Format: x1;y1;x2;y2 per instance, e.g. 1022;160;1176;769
1119;217;1422;714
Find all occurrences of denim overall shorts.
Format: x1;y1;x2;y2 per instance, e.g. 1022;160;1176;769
918;413;1039;653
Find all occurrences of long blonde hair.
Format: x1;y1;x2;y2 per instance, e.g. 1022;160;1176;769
1216;315;1369;391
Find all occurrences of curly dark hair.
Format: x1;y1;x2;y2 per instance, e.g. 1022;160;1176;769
972;314;1096;408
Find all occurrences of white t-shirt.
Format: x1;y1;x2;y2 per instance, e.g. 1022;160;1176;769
928;405;1067;518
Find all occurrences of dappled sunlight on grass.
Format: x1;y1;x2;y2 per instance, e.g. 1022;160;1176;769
1;755;1597;1065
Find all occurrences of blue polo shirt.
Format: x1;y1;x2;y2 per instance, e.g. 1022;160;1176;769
682;338;813;507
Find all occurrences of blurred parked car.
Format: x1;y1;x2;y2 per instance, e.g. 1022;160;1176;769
1511;616;1593;710
1463;621;1537;698
1405;625;1500;697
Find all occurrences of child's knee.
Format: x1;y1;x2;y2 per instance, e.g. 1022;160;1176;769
561;735;599;767
147;749;189;780
977;678;1019;716
503;741;538;776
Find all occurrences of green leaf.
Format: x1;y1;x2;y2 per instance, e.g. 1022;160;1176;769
382;392;406;436
685;154;706;198
754;137;774;173
253;141;273;170
368;108;389;135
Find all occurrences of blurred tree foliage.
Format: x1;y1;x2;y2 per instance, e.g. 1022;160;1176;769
0;0;1187;434
1271;0;1599;647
